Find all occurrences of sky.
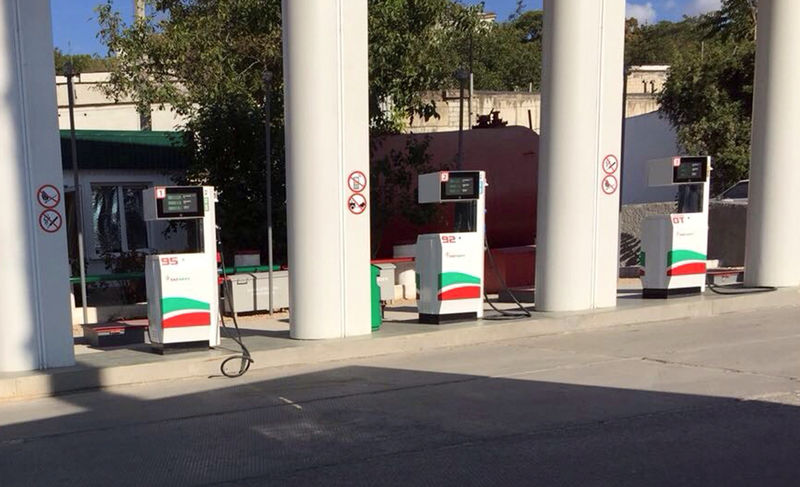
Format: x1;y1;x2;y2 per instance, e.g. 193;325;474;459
50;0;723;55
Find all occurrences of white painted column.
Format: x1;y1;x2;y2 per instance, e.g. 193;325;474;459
535;0;625;311
744;0;800;287
282;0;371;338
0;0;75;371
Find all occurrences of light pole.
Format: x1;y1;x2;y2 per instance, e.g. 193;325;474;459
263;70;274;316
455;68;470;170
468;32;474;132
65;61;89;326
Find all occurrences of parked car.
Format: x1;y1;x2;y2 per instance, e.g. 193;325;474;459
716;179;749;201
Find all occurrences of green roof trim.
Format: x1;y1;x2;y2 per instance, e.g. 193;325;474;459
60;129;189;171
60;129;181;146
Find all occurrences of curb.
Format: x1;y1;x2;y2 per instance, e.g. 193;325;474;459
2;288;798;402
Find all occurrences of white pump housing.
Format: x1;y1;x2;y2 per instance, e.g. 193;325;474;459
143;186;220;349
416;171;486;323
640;157;711;298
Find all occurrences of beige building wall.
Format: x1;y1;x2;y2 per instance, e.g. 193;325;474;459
407;65;669;134
626;65;669;94
55;72;187;131
55;65;669;134
407;90;663;133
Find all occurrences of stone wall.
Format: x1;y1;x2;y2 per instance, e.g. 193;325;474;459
708;201;747;267
625;93;660;118
408;89;661;134
618;200;749;269
618;202;676;267
625;65;668;95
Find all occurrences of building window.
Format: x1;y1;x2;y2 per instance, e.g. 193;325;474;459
91;184;149;256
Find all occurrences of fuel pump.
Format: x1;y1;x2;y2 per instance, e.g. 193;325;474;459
640;156;711;298
416;171;486;323
142;186;220;351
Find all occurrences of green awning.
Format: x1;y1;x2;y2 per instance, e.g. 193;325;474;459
60;130;189;171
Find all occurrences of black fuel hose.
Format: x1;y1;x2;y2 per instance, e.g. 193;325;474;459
217;244;253;378
708;283;777;295
483;236;532;320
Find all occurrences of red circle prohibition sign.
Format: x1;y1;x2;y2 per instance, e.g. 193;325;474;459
601;174;618;195
39;209;63;233
347;171;367;193
602;154;619;175
37;184;61;208
348;193;367;215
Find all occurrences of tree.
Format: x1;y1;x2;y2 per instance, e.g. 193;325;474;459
624;17;704;66
367;1;481;252
658;0;757;193
97;0;284;261
97;0;479;259
370;135;440;254
703;0;757;42
368;0;480;132
508;0;526;21
464;10;543;92
53;48;114;75
511;9;544;43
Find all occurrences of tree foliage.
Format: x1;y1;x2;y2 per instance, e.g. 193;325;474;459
96;0;491;258
625;17;704;66
469;10;543;92
368;0;474;132
370;135;440;253
367;1;479;252
97;0;282;116
658;0;757;193
97;0;284;259
87;0;762;223
368;2;544;130
53;48;114;75
703;0;757;42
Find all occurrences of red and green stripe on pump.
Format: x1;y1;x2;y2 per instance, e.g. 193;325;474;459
639;249;707;276
437;272;481;300
667;249;707;276
161;297;211;328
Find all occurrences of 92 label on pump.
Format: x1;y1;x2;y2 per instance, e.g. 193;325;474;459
441;235;457;244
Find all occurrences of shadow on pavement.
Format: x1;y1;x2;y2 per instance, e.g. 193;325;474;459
0;365;798;486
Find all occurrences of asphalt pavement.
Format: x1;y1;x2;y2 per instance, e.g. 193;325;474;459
1;305;799;486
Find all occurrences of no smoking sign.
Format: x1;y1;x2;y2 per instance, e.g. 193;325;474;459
39;209;63;233
602;154;619;175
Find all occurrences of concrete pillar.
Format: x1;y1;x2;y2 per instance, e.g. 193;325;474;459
281;0;371;338
535;0;625;311
0;0;75;371
744;0;800;287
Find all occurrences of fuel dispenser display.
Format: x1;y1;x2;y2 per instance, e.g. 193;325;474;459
143;186;220;351
640;157;711;298
416;171;486;323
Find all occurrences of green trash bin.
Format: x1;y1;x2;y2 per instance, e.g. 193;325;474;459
370;264;381;331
